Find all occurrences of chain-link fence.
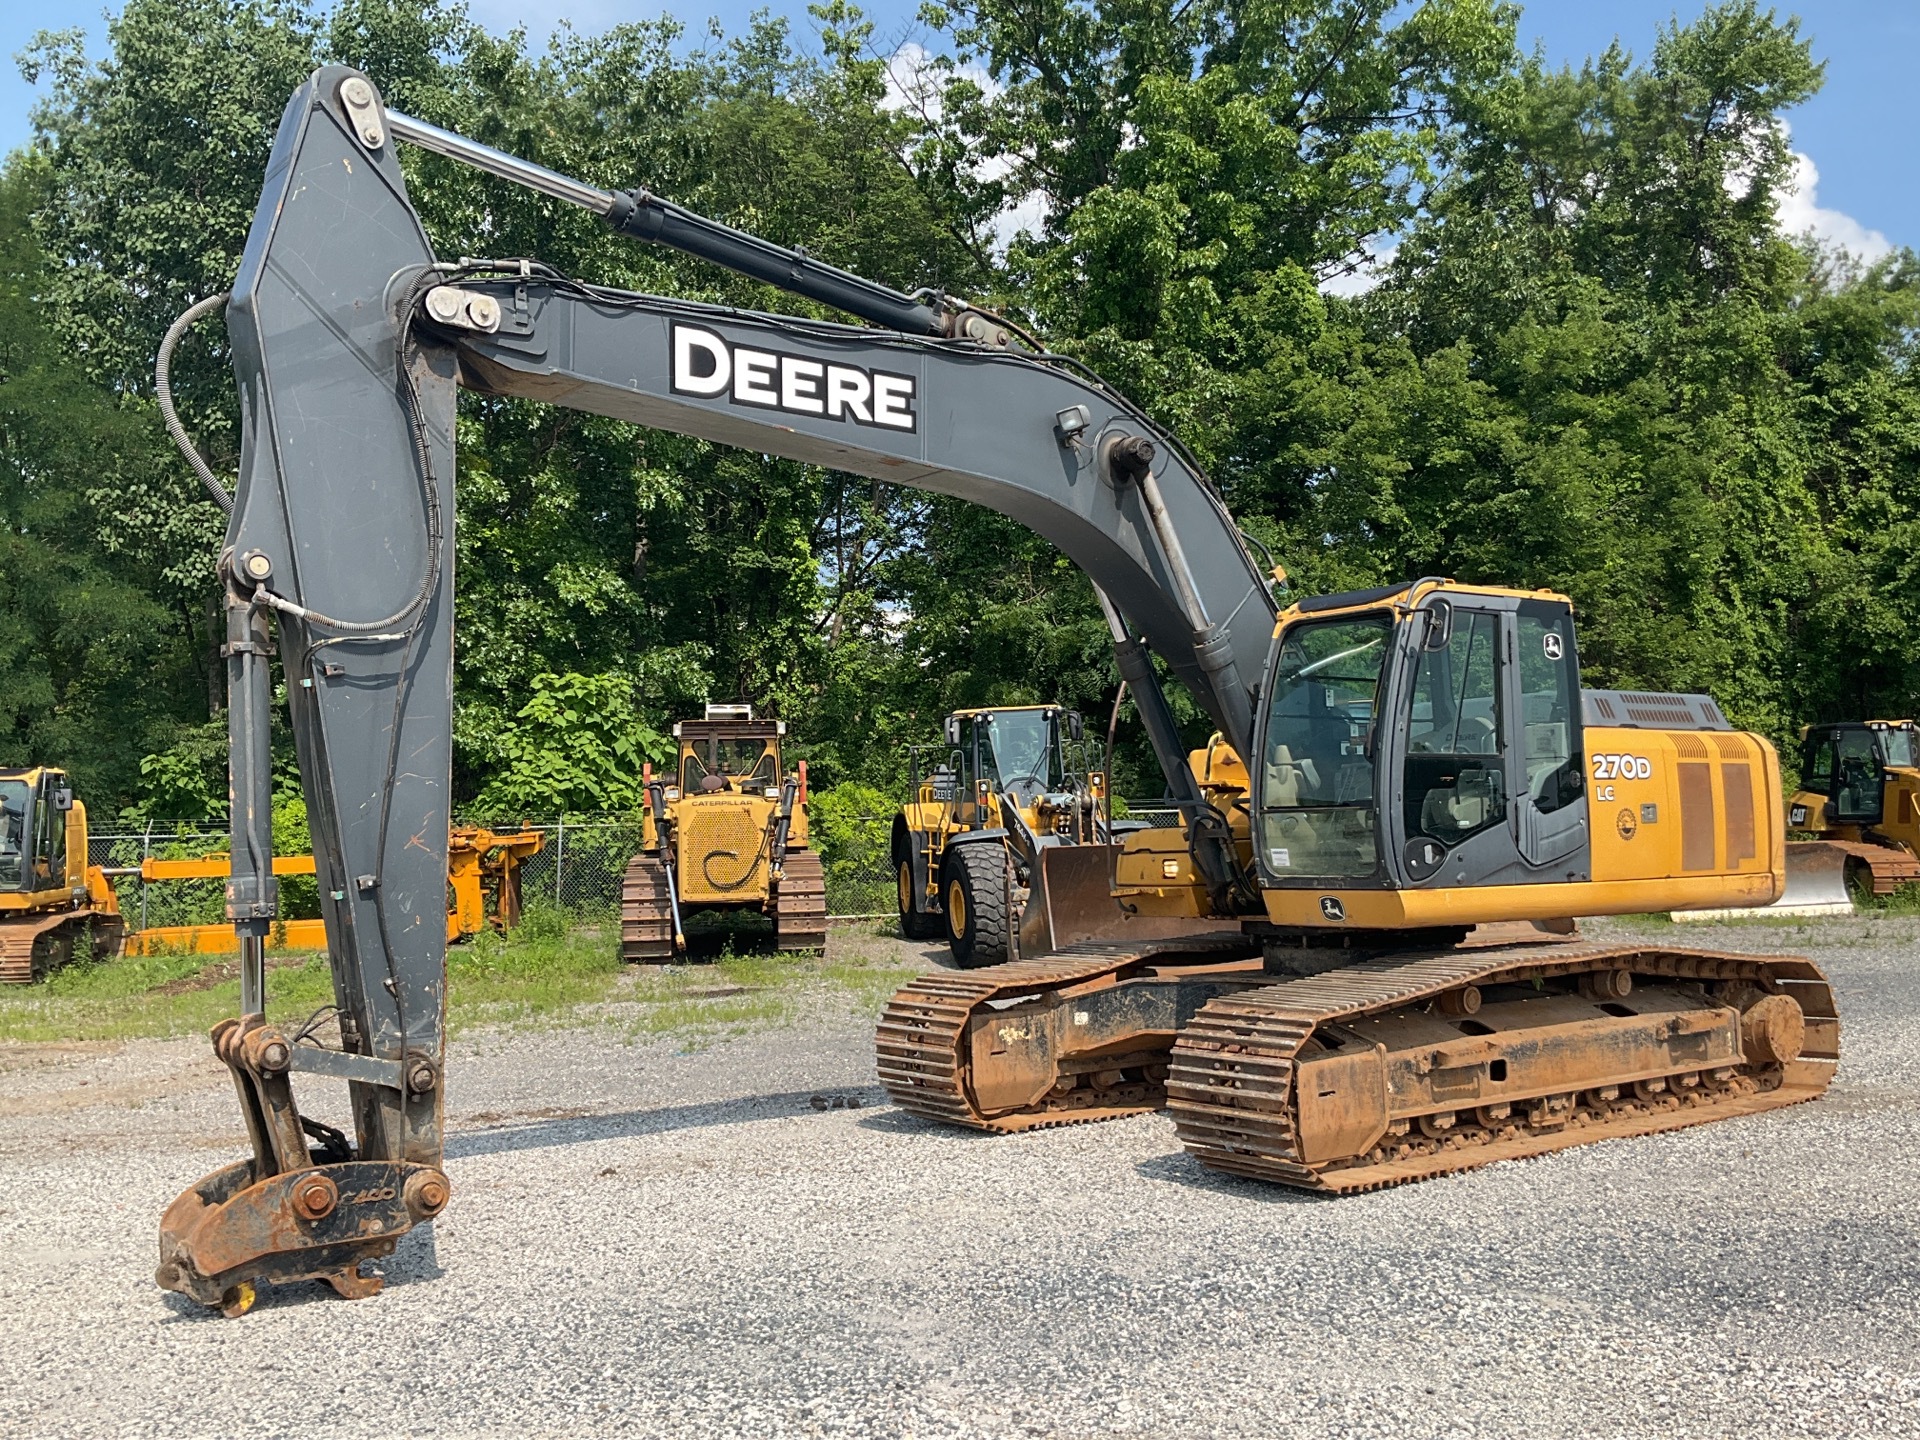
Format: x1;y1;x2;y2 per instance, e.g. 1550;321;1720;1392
89;801;1183;931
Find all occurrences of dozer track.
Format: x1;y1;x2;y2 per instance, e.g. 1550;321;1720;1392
1168;942;1838;1192
773;848;828;952
1828;839;1920;895
620;853;675;962
0;910;120;985
876;931;1260;1131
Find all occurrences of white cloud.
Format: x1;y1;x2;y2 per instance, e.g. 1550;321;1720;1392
1319;239;1398;298
882;41;1044;253
1776;147;1892;263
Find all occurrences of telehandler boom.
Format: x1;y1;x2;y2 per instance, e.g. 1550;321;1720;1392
156;69;1835;1314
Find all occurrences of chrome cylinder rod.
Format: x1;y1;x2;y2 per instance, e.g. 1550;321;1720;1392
387;110;615;214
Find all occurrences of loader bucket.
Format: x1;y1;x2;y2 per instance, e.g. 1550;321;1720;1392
1669;840;1854;922
1016;844;1226;957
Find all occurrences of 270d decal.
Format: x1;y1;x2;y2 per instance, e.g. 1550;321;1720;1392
671;323;918;432
1591;751;1653;804
1591;753;1653;781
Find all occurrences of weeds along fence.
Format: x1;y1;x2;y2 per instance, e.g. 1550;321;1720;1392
90;804;1182;930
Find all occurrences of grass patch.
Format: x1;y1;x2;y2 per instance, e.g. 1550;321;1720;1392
0;948;337;1045
0;905;924;1047
1849;880;1920;915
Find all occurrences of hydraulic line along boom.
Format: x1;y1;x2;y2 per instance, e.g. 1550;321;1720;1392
155;66;1276;1312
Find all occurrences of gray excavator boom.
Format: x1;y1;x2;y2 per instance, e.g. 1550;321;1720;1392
158;65;1276;1310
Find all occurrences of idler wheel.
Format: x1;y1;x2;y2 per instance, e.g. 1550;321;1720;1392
1740;993;1805;1066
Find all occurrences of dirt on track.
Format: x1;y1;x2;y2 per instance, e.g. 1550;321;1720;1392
2;918;1918;1439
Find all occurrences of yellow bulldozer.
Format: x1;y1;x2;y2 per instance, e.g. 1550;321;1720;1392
0;766;123;982
1783;719;1920;900
620;705;826;959
892;704;1141;965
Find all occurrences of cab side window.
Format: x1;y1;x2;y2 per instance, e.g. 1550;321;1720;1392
33;778;63;884
1804;736;1835;791
1404;609;1505;847
1834;730;1879;815
1517;607;1582;813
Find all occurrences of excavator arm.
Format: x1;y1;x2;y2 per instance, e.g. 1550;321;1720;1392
157;65;1275;1311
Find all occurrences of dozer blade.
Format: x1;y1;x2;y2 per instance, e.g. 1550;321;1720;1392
1671;840;1853;922
1016;843;1223;957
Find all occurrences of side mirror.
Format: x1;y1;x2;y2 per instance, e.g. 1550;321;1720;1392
1422;599;1453;651
53;787;73;812
944;716;962;747
1066;711;1084;743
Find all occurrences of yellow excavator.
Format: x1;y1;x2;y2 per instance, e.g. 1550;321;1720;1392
879;579;1837;1193
620;705;826;958
146;78;1842;1313
0;766;122;982
892;704;1124;964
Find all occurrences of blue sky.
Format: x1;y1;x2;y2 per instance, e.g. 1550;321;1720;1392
2;1;1909;257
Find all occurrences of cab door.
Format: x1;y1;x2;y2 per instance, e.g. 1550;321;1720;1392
1829;726;1885;825
1393;595;1589;888
1396;599;1527;886
1507;600;1589;873
31;772;67;892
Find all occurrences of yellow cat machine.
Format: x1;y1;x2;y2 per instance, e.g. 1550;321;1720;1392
0;766;123;982
892;704;1131;964
620;706;825;959
880;580;1837;1192
1784;720;1920;899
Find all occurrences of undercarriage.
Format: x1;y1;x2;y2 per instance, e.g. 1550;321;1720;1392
877;933;1837;1189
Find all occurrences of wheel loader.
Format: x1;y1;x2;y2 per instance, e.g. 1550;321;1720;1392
147;74;1842;1312
620;705;826;959
0;766;124;982
892;704;1129;964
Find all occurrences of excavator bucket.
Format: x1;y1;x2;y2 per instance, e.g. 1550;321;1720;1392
1671;840;1854;922
1016;844;1222;956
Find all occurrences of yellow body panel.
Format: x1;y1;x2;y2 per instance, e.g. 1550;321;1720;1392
1261;725;1786;928
672;792;783;904
122;919;329;957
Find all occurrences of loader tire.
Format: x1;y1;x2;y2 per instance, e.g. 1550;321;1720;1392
897;859;942;941
944;843;1011;969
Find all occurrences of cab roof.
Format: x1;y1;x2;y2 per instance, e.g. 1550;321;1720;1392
1281;577;1572;623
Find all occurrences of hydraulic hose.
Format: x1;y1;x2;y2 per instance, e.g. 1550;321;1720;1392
156;293;236;515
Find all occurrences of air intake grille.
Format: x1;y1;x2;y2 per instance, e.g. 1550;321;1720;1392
1582;689;1733;731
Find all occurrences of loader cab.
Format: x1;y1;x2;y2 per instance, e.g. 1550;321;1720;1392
1798;721;1916;827
941;706;1074;819
1251;582;1589;896
0;767;72;896
673;705;785;797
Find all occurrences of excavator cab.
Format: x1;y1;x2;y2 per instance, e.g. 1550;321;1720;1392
1252;583;1589;904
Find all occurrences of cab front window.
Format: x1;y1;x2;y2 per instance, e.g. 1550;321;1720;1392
0;780;28;891
1880;727;1916;769
1255;615;1390;881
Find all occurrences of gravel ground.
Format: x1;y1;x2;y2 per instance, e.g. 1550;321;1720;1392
3;917;1919;1439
